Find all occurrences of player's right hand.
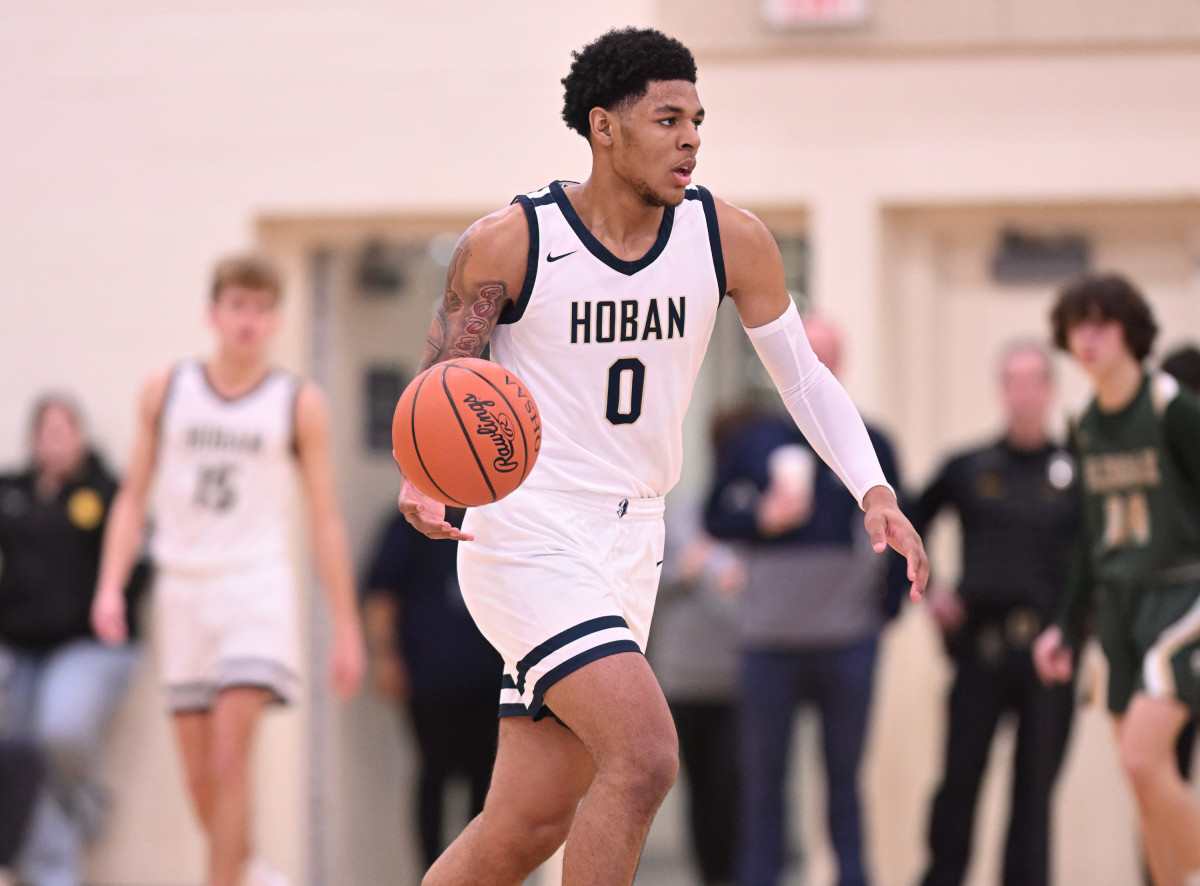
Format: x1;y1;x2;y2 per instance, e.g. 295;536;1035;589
1032;625;1074;685
91;587;128;646
397;475;474;541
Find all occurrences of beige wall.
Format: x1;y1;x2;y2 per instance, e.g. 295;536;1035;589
663;0;1200;54
2;2;1199;884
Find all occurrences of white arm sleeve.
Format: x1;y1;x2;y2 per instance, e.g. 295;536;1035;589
743;299;893;508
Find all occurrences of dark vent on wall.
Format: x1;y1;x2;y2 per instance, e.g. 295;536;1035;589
991;227;1091;284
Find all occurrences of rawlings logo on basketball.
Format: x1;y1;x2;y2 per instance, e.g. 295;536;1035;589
462;393;520;473
394;357;540;507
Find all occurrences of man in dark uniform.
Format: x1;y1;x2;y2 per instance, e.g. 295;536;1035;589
917;342;1079;886
1035;275;1200;884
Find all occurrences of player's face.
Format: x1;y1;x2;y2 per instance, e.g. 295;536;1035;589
209;285;280;359
612;80;703;208
1066;315;1128;378
1001;349;1053;428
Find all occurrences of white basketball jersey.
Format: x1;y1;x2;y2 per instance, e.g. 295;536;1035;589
151;361;299;573
490;181;725;498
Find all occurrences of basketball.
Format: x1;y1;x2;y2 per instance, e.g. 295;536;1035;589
393;357;542;507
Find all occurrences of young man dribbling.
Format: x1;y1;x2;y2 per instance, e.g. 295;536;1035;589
398;28;928;886
91;255;365;886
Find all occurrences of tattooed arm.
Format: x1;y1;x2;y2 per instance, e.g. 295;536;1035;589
399;203;531;539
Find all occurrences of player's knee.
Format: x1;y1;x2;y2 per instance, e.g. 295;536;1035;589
501;793;576;854
522;811;574;863
1118;739;1166;797
611;732;679;808
644;738;681;798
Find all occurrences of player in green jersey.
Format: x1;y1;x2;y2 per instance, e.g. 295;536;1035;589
1034;274;1200;885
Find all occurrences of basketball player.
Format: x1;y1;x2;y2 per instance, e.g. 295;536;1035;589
398;28;928;886
1034;275;1200;885
90;255;365;886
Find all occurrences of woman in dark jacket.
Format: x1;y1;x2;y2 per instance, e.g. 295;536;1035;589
0;395;146;886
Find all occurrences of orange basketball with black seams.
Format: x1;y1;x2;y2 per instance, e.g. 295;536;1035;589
393;357;542;507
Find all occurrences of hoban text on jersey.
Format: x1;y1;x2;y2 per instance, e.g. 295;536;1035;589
570;297;685;344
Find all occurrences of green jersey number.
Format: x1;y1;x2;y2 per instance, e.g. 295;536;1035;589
1102;490;1151;548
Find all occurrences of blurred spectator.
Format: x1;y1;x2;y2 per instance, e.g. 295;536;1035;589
1161;344;1200;393
0;738;43;886
652;416;748;886
706;316;907;886
1153;342;1200;881
0;395;146;886
916;342;1079;886
362;508;501;871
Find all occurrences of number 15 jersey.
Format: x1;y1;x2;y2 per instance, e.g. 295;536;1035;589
493;180;725;499
151;360;299;573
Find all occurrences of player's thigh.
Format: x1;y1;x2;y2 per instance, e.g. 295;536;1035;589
211;687;274;742
1118;692;1192;776
485;715;594;830
543;651;677;774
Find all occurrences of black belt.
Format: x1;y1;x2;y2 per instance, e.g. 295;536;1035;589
968;606;1043;663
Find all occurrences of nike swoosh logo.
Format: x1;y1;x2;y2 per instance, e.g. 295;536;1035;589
546;250;577;262
656;560;664;567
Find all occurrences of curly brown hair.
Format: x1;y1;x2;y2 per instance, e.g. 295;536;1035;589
1049;273;1158;361
561;28;697;141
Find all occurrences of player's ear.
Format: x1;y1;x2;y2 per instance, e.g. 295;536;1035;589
589;107;614;147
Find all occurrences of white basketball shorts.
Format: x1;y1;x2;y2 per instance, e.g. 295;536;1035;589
154;562;301;712
457;485;666;721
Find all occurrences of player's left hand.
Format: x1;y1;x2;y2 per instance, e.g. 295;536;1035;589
862;485;928;602
331;622;367;701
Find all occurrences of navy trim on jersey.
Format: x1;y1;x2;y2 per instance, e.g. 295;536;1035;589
528;640;643;720
515;614;629;694
525;186;559;208
288;376;303;458
549;180;675;276
499;673;528;718
689;186;726;299
499;193;540;325
157;362;188;440
199;363;277;403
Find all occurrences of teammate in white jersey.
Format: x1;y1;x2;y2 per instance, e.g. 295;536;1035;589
398;28;929;886
90;255;365;886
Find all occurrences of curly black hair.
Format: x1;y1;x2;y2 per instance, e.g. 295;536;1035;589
1050;273;1158;361
561;28;697;140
